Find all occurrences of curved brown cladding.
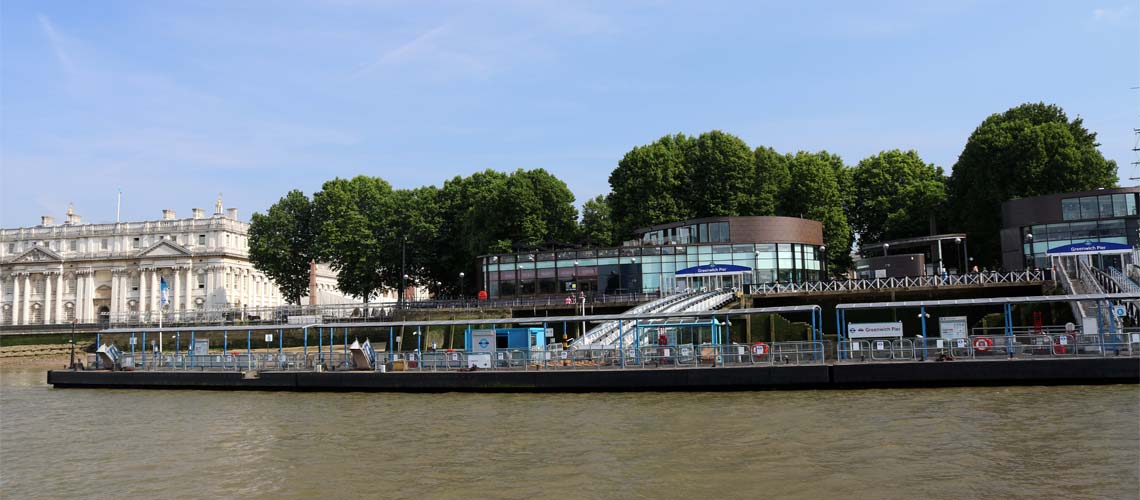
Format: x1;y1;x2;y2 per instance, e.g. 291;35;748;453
728;216;824;245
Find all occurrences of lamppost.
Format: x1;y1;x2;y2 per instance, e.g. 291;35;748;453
70;318;77;370
954;237;963;274
883;243;890;257
819;245;828;281
398;237;407;310
1025;233;1034;270
458;272;465;301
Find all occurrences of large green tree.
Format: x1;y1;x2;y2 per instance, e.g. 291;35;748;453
579;194;615;246
781;151;853;275
312;176;396;301
683;130;755;217
948;103;1118;266
850;150;947;245
609;134;693;238
247;190;318;304
751;146;789;216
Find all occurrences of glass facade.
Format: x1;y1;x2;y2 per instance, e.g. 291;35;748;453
1061;193;1138;221
1021;219;1131;269
482;242;823;297
640;221;730;245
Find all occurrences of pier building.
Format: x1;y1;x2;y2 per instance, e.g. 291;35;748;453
478;216;824;298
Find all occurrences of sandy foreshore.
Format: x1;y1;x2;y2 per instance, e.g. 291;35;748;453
0;345;78;370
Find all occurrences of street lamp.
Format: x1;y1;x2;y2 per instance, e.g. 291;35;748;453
954;237;963;274
883;243;890;256
70;318;77;370
458;272;465;300
819;245;828;281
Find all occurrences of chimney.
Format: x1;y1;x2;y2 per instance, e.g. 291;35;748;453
41;216;55;226
162;209;176;220
192;208;204;219
226;208;238;220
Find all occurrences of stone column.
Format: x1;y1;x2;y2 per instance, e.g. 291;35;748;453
149;268;158;317
11;273;21;325
138;269;148;321
172;267;181;320
109;271;118;323
55;272;63;325
184;264;193;312
22;273;31;326
44;272;53;324
85;271;95;323
72;272;83;323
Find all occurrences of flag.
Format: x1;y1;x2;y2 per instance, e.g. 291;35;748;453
160;277;170;306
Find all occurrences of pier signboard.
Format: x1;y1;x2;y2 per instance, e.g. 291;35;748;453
470;329;496;354
847;322;903;339
938;316;969;339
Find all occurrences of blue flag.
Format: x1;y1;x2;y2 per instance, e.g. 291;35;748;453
160;277;170;306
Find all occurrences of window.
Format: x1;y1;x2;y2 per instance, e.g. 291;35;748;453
101;239;108;250
198;234;206;246
197;274;205;289
1099;195;1114;220
1061;198;1081;221
69;240;77;251
7;243;13;253
1079;197;1099;219
132;237;141;249
1112;194;1129;217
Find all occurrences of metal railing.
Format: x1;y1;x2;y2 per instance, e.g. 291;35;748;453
836;333;1137;362
751;270;1050;295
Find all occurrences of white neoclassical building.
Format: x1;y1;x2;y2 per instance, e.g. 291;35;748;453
0;197;358;327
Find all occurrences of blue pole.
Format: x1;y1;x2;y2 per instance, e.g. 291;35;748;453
344;327;348;356
318;327;322;362
278;328;283;358
417;327;422;352
141;332;146;368
224;330;228;352
246;329;251;358
619;319;625;368
920;306;927;361
176;332;180;356
389;327;394;362
835;308;842;360
329;326;334;358
190;331;195;368
304;327;308;358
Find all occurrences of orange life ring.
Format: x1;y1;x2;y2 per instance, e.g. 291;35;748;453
752;342;770;360
973;337;994;352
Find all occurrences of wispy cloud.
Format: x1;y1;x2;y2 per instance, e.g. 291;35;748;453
37;14;76;76
1092;5;1132;22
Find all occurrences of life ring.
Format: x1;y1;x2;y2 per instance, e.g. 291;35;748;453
973;337;994;352
752;342;770;360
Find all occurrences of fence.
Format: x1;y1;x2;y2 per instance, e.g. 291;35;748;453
752;270;1050;295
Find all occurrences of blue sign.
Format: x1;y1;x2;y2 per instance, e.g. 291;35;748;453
675;263;752;276
478;338;490;349
1046;241;1132;255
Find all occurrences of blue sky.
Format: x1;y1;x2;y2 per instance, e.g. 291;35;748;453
1;0;1136;227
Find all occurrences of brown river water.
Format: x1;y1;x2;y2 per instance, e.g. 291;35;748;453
1;368;1137;500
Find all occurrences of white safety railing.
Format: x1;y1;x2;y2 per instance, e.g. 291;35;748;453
752;270;1049;295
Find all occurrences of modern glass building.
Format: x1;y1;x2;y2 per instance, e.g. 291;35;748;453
478;216;825;298
1000;187;1140;270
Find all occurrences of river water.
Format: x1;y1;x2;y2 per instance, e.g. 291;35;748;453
1;369;1137;500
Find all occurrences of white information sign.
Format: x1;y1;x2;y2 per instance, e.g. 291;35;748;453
1114;305;1127;318
935;339;944;348
850;341;860;352
264;334;273;342
875;341;886;350
1131;334;1140;343
470;329;496;354
938;316;969;340
848;322;904;339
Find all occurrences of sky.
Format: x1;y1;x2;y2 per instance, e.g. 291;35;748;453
1;0;1136;227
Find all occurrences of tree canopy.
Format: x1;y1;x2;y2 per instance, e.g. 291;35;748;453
850;150;947;246
948;102;1118;266
247;190;317;304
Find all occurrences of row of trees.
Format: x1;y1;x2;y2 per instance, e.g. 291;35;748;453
248;169;583;304
251;102;1118;303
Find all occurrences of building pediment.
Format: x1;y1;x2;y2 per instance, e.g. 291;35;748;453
137;241;191;258
11;246;63;263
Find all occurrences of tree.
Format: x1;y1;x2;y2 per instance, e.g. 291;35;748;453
948;103;1118;266
312;176;396;302
751;146;789;216
247;190;317;304
781;151;853;275
580;194;615;246
850;150;947;245
683;131;755;217
609;134;693;237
